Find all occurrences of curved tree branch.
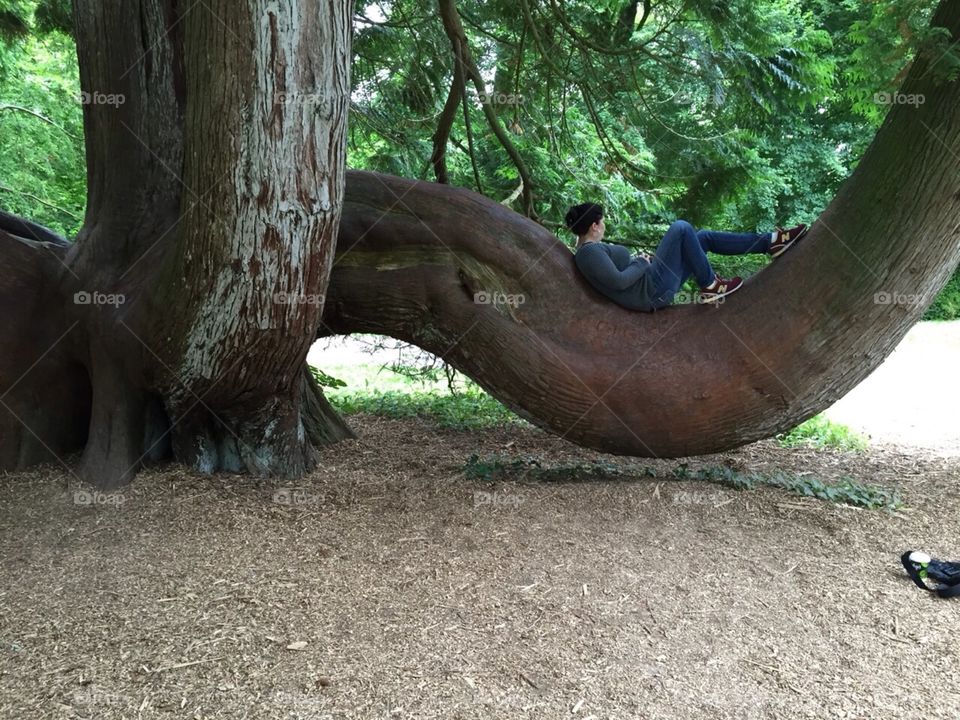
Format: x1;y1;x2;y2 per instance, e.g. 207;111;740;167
0;208;71;245
459;46;485;196
429;41;466;184
459;8;522;47
543;0;695;75
438;0;537;218
323;0;960;457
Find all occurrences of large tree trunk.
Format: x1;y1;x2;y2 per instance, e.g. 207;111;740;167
1;0;355;487
0;230;88;470
2;1;959;478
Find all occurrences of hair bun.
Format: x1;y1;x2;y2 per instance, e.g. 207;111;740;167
564;203;603;237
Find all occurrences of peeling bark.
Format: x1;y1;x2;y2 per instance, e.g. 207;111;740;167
0;0;355;486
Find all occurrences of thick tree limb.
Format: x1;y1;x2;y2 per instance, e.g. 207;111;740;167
0;229;88;471
0;210;71;245
323;1;960;457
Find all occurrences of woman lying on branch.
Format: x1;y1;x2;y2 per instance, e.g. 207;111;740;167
565;203;808;310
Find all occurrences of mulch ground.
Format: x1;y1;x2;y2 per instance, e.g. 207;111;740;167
2;415;959;720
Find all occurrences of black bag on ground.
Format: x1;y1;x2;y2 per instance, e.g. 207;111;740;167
901;550;960;598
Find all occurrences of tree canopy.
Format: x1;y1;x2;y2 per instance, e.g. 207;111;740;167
3;1;958;295
3;0;959;238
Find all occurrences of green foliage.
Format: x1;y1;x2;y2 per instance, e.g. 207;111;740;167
464;454;902;510
309;366;347;390
328;386;524;430
350;0;864;250
0;1;83;237
33;0;71;36
0;1;30;42
676;464;903;510
776;413;869;452
923;270;960;321
787;475;901;510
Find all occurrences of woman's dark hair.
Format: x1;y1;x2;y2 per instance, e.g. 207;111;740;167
564;203;604;237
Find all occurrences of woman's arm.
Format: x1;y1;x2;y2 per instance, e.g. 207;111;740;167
613;243;652;266
576;245;648;291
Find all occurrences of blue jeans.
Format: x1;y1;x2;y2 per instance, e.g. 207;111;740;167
648;220;772;308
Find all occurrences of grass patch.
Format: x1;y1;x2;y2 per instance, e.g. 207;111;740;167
777;414;868;452
312;354;524;430
463;455;903;510
322;367;872;455
329;387;524;430
923;270;960;321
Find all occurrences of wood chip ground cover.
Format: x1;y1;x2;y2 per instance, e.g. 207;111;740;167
2;415;959;719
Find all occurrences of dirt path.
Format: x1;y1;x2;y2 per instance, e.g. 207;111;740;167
824;320;960;457
2;416;959;719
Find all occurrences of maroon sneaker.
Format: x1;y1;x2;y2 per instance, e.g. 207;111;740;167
699;275;743;304
769;223;808;258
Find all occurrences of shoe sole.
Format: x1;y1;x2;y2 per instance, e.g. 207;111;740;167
699;282;743;304
770;225;809;258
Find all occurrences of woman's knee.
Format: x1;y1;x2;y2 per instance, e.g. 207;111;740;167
668;219;695;237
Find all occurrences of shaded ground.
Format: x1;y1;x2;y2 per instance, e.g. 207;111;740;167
2;415;960;719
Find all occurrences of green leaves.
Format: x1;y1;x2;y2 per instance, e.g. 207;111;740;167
0;0;71;41
33;0;72;36
0;8;29;42
462;454;904;510
844;0;940;119
344;0;916;248
0;21;84;236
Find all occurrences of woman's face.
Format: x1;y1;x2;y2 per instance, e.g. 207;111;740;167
594;217;606;240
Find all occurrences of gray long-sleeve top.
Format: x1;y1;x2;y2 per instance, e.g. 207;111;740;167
574;241;657;311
